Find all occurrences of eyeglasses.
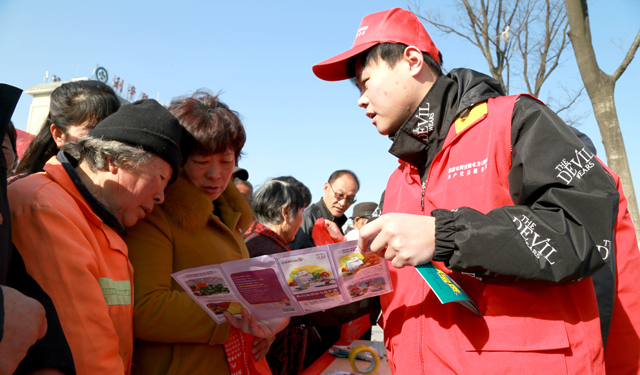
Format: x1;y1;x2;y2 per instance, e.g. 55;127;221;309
328;184;357;205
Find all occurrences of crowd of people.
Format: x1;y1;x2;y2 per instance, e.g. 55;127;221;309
1;7;640;375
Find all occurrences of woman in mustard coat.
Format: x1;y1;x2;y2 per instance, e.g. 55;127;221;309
126;90;287;375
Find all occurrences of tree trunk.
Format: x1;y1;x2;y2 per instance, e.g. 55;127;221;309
590;80;640;233
565;0;640;241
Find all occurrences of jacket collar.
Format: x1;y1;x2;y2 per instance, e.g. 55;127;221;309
55;151;126;236
388;68;505;181
160;174;254;231
246;221;291;252
316;199;348;230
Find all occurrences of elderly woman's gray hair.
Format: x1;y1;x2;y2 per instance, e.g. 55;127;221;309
252;180;305;226
62;135;153;172
273;176;312;208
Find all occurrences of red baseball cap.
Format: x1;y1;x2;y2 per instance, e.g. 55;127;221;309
313;8;441;82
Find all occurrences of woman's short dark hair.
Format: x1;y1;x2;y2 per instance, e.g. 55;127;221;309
273;176;312;208
346;42;443;81
252;180;305;226
168;89;246;161
15;80;120;175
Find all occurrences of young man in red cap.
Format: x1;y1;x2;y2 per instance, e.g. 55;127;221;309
313;7;640;374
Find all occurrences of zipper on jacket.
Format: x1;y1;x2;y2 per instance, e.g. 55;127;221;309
421;181;426;211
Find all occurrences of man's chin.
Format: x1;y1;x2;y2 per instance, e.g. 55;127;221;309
376;121;402;136
377;127;390;136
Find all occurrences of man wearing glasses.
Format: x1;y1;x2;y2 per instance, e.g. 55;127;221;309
288;169;379;370
289;169;359;251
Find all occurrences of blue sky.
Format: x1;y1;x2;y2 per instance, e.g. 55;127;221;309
1;0;638;218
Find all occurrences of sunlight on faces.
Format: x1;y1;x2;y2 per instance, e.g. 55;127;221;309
323;175;359;218
183;147;235;201
355;47;429;136
51;119;96;148
102;155;171;227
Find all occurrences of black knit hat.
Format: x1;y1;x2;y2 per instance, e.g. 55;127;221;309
88;99;184;183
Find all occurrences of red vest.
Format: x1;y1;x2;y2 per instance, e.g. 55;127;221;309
381;95;605;374
598;162;640;374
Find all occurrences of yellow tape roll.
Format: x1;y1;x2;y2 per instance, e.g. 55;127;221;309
349;345;380;374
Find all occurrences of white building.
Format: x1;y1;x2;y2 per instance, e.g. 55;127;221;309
23;79;85;134
23;72;128;135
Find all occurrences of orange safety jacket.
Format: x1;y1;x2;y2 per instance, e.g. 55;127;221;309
9;156;133;375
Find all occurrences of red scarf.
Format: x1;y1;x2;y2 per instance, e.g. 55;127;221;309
245;222;291;252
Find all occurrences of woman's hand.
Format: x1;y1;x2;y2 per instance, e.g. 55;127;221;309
251;335;276;362
223;309;289;339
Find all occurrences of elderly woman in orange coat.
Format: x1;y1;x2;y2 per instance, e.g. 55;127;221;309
10;99;185;375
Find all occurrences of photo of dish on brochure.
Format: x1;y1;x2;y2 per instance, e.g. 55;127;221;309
278;251;337;294
286;265;336;292
205;301;245;315
347;277;387;298
338;252;382;278
186;277;230;297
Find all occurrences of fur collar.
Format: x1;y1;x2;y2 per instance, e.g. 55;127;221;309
161;175;254;230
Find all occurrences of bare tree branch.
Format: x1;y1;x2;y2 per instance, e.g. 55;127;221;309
612;28;640;81
410;0;575;111
554;86;584;114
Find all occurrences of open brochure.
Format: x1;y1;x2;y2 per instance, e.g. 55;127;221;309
415;262;481;316
172;240;393;323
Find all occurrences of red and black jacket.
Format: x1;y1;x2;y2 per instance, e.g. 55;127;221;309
378;69;639;374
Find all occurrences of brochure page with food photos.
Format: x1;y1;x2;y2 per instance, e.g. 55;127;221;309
171;240;393;323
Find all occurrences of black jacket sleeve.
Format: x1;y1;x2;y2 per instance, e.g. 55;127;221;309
433;96;618;285
8;246;76;374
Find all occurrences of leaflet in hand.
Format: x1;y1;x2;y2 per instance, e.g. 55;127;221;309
171;240;393;323
415;262;481;316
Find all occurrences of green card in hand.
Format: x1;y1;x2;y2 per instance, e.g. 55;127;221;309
415;262;481;316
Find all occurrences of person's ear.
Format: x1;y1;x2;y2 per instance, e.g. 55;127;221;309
50;124;65;148
404;46;425;77
323;182;330;195
281;204;291;224
107;157;119;175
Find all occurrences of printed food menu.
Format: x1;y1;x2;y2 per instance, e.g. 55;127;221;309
172;240;393;323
